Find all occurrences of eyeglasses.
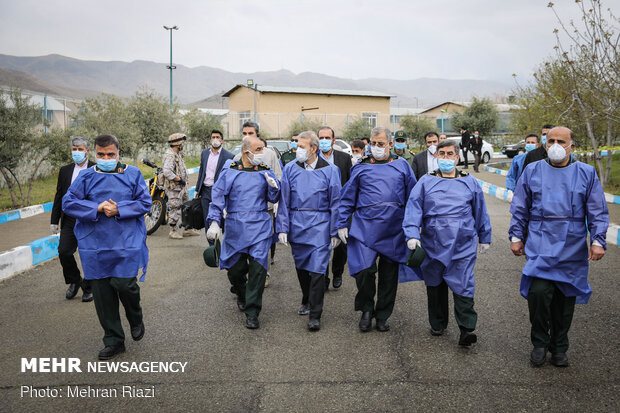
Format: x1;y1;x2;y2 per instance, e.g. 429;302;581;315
370;141;388;148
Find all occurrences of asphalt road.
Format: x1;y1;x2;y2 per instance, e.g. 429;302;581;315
0;194;618;412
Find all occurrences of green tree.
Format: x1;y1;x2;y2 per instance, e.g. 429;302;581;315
399;115;435;149
182;108;224;149
341;116;372;141
450;97;499;137
284;118;323;139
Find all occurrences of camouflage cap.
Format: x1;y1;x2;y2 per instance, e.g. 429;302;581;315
168;133;187;145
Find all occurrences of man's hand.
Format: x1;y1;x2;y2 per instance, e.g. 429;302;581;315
278;233;288;246
510;241;525;256
407;238;421;250
103;199;119;217
264;172;278;189
206;222;221;241
588;244;605;261
331;236;341;249
97;201;110;213
478;243;490;254
50;224;59;235
337;228;348;244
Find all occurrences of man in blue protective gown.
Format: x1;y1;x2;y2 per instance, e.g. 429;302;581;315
404;139;491;347
509;126;608;368
337;126;418;333
206;136;280;329
63;134;152;360
505;133;539;192
276;131;342;331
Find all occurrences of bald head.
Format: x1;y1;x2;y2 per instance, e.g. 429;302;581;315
546;126;575;165
547;127;574;145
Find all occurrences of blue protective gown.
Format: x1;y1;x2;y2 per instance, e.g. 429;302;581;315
336;157;421;281
509;160;609;304
207;160;280;271
505;153;526;192
403;172;492;297
275;161;341;274
62;165;152;281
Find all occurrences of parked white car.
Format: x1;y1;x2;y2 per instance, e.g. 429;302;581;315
333;139;352;155
446;137;494;164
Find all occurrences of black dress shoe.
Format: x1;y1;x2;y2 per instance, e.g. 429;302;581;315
308;319;321;331
98;343;125;360
458;329;478;346
131;322;145;341
237;298;246;312
332;275;342;289
430;328;445;336
66;283;80;300
530;347;547;367
359;311;372;332
245;316;259;329
81;292;94;302
550;352;568;367
297;304;310;315
376;319;390;332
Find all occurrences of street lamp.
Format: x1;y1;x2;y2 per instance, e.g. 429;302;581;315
163;25;179;110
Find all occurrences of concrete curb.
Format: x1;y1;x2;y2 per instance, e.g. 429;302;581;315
0;235;59;281
0;167;201;224
475;178;618;247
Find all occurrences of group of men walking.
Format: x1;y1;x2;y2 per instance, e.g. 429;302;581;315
50;122;608;368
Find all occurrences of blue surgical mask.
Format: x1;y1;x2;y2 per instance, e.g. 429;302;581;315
72;151;86;164
290;141;298;150
394;142;406;151
319;139;332;152
525;143;536;152
97;158;117;172
438;158;455;173
541;135;547;146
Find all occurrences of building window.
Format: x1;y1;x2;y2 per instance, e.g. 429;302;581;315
239;111;251;132
362;112;377;128
390;115;401;123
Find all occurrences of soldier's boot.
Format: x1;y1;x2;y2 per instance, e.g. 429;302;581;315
168;225;183;239
183;228;200;237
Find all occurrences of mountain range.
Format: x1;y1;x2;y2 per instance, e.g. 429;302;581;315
0;54;513;108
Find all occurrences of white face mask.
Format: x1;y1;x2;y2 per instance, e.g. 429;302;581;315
352;153;362;163
371;146;386;159
547;143;568;163
296;147;309;163
428;145;437;155
211;138;222;148
247;151;264;166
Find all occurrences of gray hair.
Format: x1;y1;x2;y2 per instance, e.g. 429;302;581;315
371;126;393;142
71;136;90;149
298;130;319;149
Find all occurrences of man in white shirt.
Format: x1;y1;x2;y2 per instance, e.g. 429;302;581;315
50;136;96;302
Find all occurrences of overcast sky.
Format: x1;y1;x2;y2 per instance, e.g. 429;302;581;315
0;0;614;83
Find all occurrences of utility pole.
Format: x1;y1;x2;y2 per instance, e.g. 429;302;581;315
163;25;179;110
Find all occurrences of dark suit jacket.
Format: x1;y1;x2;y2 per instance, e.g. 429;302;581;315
51;160;96;226
469;137;483;154
296;155;330;171
411;150;429;180
461;131;471;149
329;149;352;185
195;147;234;195
521;145;547;174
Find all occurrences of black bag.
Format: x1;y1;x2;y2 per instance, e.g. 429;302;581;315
181;198;204;230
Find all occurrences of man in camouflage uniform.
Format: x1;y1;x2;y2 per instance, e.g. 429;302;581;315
162;133;199;239
393;130;415;168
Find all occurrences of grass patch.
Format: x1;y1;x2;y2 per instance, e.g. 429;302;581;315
582;153;619;195
0;156;202;212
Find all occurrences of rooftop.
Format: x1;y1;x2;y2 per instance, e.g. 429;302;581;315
222;84;393;98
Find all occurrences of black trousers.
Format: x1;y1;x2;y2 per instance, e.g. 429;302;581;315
227;254;267;318
200;186;213;241
328;241;347;278
473;151;481;172
91;277;143;346
58;217;90;292
426;280;477;332
296;268;325;320
462;148;469;168
354;258;399;321
528;278;576;353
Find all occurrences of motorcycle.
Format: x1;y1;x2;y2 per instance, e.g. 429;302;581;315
142;158;168;235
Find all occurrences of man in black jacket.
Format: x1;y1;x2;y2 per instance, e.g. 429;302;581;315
51;136;96;302
460;127;471;169
318;126;352;289
470;131;484;173
521;124;554;174
411;132;439;180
